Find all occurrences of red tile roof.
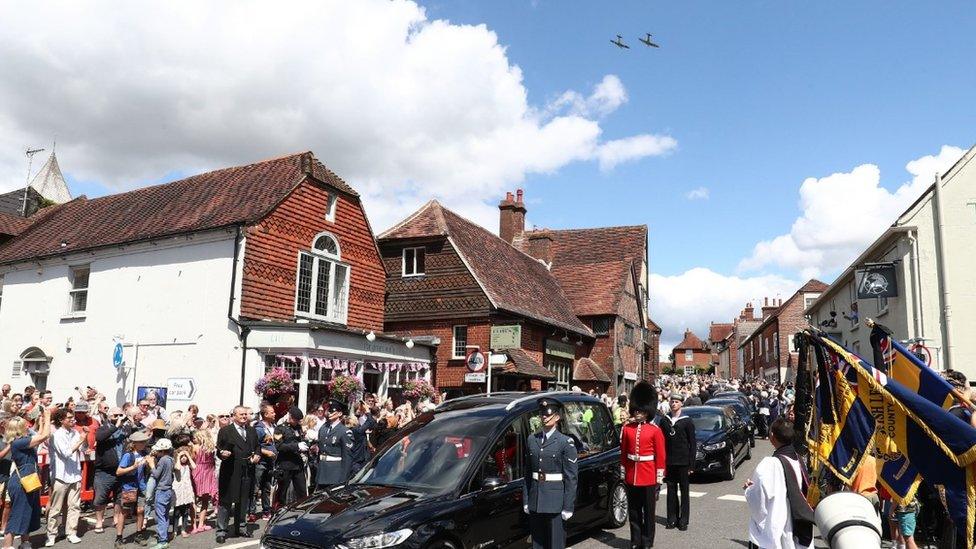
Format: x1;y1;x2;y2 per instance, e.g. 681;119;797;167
708;323;734;343
0;152;357;265
379;201;591;336
673;329;707;351
573;357;611;383
0;212;32;237
514;225;646;317
501;349;556;379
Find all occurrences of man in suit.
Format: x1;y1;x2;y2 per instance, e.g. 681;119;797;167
522;398;579;549
316;399;354;490
660;392;696;531
216;406;260;544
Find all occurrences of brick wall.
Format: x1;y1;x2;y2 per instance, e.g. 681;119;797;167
240;178;385;331
386;318;491;389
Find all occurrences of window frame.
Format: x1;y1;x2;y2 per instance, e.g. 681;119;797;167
452;325;468;360
293;233;351;325
591;317;611;336
66;265;90;317
546;359;571;390
402;246;426;278
684;349;693;363
325;193;338;223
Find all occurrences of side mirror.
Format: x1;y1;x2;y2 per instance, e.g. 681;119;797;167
482;477;504;491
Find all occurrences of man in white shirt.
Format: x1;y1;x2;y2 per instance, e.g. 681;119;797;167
744;418;814;549
47;407;85;546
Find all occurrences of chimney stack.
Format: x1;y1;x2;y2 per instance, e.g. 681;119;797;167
740;302;755;320
525;229;554;266
498;188;527;244
761;297;778;320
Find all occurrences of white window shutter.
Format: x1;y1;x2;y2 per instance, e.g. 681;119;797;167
12;360;22;378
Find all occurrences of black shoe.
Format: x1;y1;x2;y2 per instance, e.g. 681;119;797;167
665;524;677;530
239;530;253;538
678;525;688;531
215;534;226;544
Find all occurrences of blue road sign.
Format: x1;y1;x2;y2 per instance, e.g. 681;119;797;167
113;343;124;368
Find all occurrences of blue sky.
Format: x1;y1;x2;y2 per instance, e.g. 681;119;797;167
3;1;974;351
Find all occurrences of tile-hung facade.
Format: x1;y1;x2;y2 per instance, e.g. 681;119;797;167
0;153;433;413
806;144;976;379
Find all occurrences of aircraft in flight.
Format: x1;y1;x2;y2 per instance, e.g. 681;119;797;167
639;33;660;48
610;34;630;49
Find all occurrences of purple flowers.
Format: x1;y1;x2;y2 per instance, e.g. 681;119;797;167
254;367;295;397
403;379;436;401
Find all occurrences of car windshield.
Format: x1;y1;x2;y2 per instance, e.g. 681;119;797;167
353;409;502;495
684;409;726;432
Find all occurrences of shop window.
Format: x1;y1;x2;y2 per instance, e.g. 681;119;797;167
452;325;468;359
592;317;611;336
546;359;570;390
295;232;350;324
402;247;426;277
68;265;90;315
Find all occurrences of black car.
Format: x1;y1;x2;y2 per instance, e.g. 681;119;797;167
684;405;751;481
705;398;756;448
262;392;626;549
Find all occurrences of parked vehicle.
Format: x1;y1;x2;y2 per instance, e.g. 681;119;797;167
684;405;751;481
705;398;756;448
261;392;625;549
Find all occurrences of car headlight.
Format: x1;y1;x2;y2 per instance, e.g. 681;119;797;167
340;528;414;549
703;441;726;451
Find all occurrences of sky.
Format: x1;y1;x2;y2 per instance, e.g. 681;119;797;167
1;1;974;354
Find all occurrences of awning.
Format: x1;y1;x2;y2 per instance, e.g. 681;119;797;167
498;349;556;379
272;354;429;374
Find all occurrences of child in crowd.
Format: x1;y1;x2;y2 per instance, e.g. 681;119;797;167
150;439;175;549
891;497;920;549
171;446;196;538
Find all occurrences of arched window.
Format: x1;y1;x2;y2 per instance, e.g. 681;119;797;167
295;232;350;324
16;347;51;392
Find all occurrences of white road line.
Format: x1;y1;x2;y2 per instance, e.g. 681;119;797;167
718;494;747;502
688;491;707;497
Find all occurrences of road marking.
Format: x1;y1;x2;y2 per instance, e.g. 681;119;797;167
688;491;707;498
718;494;747;502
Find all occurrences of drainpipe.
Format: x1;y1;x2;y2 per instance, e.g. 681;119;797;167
226;226;250;404
908;231;924;339
932;173;954;370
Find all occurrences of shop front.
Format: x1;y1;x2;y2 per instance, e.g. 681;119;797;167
244;321;436;412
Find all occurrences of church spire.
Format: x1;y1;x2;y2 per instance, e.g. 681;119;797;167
28;150;72;204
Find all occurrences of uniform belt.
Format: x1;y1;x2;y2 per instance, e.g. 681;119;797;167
532;472;563;481
321;455;342;462
626;454;655;462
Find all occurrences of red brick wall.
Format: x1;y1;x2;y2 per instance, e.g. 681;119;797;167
386;319;491;389
240;178;385;331
740;293;810;378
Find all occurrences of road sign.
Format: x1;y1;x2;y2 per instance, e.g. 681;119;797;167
466;349;487;372
464;372;486;383
167;378;196;400
112;343;124;368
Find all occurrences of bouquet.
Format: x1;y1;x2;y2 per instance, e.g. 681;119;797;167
254;367;295;397
402;379;437;401
328;375;364;401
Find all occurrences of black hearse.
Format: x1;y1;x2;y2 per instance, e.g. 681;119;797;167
261;392;625;549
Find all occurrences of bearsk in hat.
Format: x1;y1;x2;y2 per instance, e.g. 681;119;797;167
628;380;658;417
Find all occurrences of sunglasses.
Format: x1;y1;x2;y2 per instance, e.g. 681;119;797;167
110;414;123;418
219;415;230;418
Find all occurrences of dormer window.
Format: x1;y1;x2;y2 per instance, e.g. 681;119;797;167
402;247;425;277
295;232;349;324
325;193;338;223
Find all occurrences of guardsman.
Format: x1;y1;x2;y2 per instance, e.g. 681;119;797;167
316;399;354;490
620;381;667;549
522;397;579;549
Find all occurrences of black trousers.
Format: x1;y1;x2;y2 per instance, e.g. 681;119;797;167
626;485;657;548
665;465;690;528
529;512;565;549
216;495;248;536
275;468;307;508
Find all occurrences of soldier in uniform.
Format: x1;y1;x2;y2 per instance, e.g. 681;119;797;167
620;381;667;548
316;399;354;490
522;397;579;549
660;391;696;531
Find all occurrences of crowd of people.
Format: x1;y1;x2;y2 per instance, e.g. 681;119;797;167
0;383;439;549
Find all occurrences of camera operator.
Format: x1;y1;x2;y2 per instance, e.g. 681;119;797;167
92;407;133;533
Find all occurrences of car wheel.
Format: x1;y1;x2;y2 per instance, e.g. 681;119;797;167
721;451;736;481
605;482;628;529
426;538;459;549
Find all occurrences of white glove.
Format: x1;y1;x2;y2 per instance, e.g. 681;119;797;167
656;469;664;485
298;442;309;452
523;504;529;514
561;511;573;521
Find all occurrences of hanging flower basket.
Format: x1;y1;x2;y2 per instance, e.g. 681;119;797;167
254;367;295;398
328;374;364;401
402;379;436;401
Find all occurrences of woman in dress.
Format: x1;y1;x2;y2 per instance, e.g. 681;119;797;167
3;408;51;549
191;429;218;533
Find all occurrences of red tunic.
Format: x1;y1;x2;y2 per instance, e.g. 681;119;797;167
620;420;666;487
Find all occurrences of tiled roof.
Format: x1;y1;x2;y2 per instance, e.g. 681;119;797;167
378;201;592;336
798;280;829;293
673;329;707;351
573;357;611;383
648;318;661;332
0;212;32;237
515;225;646;317
708;323;734;343
502;349;556;379
0;152;357;265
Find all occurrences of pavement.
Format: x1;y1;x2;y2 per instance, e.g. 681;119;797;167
29;440;827;549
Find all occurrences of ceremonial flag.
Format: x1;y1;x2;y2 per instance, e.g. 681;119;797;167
815;333;976;543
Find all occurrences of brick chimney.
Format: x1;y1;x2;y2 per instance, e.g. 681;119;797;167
525;229;554;266
740;302;755;321
761;297;778;320
498;189;526;244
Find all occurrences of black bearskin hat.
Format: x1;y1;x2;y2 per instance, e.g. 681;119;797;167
628;381;657;417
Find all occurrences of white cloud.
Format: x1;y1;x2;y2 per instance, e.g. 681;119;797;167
0;0;675;232
547;74;628;118
651;268;801;357
686;186;709;200
739;145;964;278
